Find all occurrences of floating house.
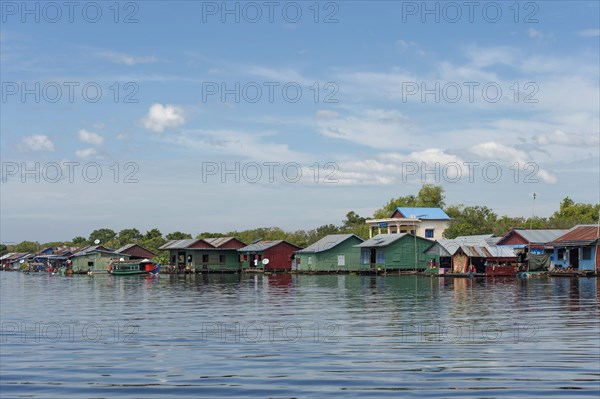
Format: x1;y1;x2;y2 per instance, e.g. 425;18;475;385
117;243;156;260
70;245;130;273
355;233;434;271
238;240;302;272
159;237;246;272
496;229;567;249
424;235;517;274
550;225;599;271
1;253;28;270
294;234;364;272
365;207;450;240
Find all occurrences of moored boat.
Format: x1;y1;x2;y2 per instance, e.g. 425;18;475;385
109;259;160;276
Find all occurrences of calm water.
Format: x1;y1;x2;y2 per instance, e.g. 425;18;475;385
1;272;599;398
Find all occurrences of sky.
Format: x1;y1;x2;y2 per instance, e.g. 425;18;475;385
1;0;599;243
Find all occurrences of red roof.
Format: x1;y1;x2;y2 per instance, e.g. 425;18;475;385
552;225;599;246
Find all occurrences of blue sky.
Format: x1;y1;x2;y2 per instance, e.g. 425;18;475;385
1;1;599;242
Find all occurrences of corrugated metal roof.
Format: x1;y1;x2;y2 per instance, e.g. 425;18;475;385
158;239;200;250
117;243;137;253
499;229;567;244
296;234;363;253
552;225;599;245
204;237;235;248
238;240;285;252
72;245;125;257
394;207;450;220
356;234;408;248
0;253;17;261
425;238;516;259
425;239;461;256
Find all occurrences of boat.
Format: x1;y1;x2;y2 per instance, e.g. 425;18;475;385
109;259;160;276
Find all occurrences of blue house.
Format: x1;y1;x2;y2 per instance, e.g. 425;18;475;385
550;225;599;271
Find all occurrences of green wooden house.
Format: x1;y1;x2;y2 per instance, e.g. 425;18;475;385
70;245;130;273
159;237;245;273
294;234;364;272
355;233;434;271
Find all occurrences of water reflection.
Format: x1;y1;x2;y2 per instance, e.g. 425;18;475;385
1;272;599;398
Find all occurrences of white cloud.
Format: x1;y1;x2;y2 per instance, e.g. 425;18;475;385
100;51;157;66
78;129;104;146
315;108;417;149
469;141;557;183
578;28;600;37
167;129;305;163
22;135;54;151
75;148;97;159
141;104;185;133
533;130;599;147
528;28;541;38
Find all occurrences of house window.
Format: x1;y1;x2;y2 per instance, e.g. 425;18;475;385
308;256;312;265
187;255;193;263
376;249;385;264
219;254;226;263
582;247;592;260
361;249;369;264
425;229;434;238
87;261;94;267
171;255;176;264
202;254;209;263
557;249;564;260
297;257;301;264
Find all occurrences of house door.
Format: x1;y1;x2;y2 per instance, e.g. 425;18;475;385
177;251;186;272
370;249;377;267
569;248;579;269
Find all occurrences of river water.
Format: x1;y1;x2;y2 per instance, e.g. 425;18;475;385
1;272;598;398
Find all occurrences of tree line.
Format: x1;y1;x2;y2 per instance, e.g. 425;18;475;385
2;185;598;263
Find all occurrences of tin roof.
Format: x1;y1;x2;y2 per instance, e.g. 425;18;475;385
394;207;450;220
117;243;137;252
238;240;301;252
0;253;17;261
72;245;126;257
158;239;202;250
551;225;599;246
204;237;237;248
238;240;284;252
296;234;364;253
425;238;516;259
497;229;567;245
356;233;412;248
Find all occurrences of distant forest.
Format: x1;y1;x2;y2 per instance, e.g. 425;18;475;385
3;185;599;264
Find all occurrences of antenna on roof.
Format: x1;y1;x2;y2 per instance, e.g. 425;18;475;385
529;193;537;230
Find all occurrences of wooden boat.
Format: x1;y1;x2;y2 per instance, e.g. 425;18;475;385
109;259;160;276
485;264;518;276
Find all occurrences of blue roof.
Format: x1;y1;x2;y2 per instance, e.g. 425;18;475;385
394;207;450;220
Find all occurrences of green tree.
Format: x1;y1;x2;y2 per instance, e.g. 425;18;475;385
417;184;445;208
13;241;39;253
139;229;166;255
117;228;142;246
0;244;8;256
549;197;600;228
443;205;498;238
89;228;117;245
166;231;193;240
72;236;88;245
